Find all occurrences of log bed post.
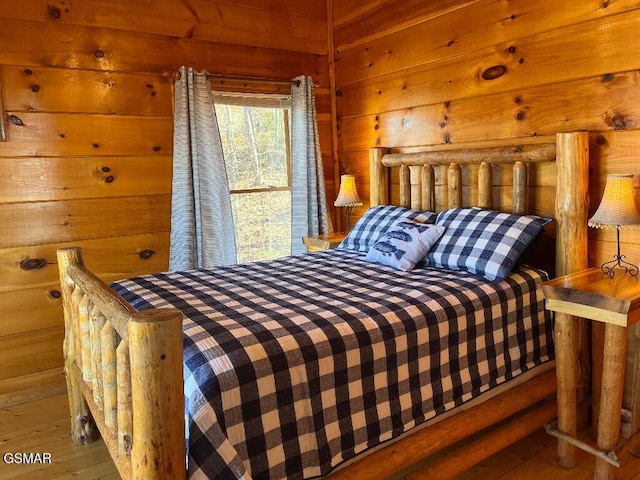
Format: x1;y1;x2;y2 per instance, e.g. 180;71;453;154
57;248;100;446
554;131;590;468
129;309;186;479
370;147;388;206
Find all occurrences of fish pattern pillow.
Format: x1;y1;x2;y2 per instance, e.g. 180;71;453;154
366;219;446;271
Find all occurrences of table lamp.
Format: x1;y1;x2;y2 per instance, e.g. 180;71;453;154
588;174;640;278
334;174;363;230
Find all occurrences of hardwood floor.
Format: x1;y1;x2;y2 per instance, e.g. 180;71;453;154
2;383;640;479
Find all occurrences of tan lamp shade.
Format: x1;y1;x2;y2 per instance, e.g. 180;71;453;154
588;174;640;230
334;175;363;207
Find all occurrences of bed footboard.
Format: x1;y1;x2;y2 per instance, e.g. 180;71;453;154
57;247;186;479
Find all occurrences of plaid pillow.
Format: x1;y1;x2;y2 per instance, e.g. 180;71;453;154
366;219;446;271
425;207;551;282
338;205;437;253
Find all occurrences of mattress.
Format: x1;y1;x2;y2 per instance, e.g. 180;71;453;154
111;248;553;480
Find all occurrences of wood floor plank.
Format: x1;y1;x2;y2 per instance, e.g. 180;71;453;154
4;391;640;480
0;393;118;480
453;425;552;479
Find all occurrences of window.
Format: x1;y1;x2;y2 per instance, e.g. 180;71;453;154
214;93;291;264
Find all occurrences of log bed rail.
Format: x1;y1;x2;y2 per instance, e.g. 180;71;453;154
56;131;590;479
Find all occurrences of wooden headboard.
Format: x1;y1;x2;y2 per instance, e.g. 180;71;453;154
369;132;590;279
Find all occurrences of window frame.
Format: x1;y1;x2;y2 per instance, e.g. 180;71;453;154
212;91;293;262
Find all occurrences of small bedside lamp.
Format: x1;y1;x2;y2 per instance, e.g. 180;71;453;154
334;174;363;230
588;174;640;278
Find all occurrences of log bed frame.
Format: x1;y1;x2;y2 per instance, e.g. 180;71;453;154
57;131;590;479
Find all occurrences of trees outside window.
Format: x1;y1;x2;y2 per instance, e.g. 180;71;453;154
214;102;291;263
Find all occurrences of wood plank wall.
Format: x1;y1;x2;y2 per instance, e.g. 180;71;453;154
333;0;640;268
0;0;332;399
332;0;640;424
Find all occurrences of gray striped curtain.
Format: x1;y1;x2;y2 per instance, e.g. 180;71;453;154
169;66;237;270
290;76;334;254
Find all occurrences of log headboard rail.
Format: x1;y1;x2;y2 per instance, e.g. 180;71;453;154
369;142;558;213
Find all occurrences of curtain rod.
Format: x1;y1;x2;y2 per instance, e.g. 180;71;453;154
162;70;300;87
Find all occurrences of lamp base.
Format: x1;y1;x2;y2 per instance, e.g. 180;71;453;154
599;228;639;279
599;255;639;279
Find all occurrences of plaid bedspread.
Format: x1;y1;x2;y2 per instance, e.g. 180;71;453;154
110;249;553;480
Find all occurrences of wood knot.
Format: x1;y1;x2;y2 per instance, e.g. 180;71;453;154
94;50;105;58
30;84;40;93
482;65;507;81
9;115;24;126
610;114;633;130
104;175;114;183
20;258;48;271
47;5;61;21
49;290;62;299
139;249;156;260
594;135;607;146
152;146;161;152
123;434;133;453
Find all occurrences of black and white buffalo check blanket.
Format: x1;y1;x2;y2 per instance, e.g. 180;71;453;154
110;249;553;480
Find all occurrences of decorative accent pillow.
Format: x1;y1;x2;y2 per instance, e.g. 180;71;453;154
338;205;437;253
366;219;446;271
425;207;552;282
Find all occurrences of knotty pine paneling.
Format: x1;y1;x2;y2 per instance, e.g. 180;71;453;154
0;0;195;38
0;327;64;381
338;70;640;149
190;2;327;54
337;10;640;124
0;233;170;294
0;195;171;248
333;0;640;420
0;19;328;83
0;286;62;337
0;0;327;54
335;0;639;85
0;0;333;391
333;0;475;52
2;66;173;116
0;113;173;157
0;156;172;203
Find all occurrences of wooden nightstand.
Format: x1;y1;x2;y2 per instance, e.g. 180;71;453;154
541;268;640;480
302;232;347;252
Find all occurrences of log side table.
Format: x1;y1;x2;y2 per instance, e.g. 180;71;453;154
541;268;640;480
